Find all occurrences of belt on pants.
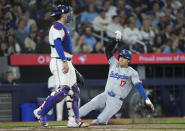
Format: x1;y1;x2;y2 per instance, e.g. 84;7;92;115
52;57;72;61
108;91;124;101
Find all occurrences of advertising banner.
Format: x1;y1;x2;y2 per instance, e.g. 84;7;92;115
10;53;185;66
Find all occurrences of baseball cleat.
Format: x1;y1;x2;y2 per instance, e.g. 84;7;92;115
33;108;48;127
79;122;89;127
67;121;79;127
67;121;89;128
39;115;48;127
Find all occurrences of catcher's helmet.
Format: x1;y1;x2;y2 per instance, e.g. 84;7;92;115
118;49;132;60
51;5;72;17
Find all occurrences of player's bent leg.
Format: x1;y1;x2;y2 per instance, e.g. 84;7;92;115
96;97;122;125
96;106;119;125
67;84;89;127
79;92;106;118
38;86;69;115
33;86;70;126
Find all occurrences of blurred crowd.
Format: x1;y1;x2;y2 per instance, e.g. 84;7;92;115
0;0;185;56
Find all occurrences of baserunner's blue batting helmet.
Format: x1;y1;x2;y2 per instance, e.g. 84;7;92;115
119;49;132;60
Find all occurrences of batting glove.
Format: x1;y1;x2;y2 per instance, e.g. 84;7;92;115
115;30;122;41
145;98;155;111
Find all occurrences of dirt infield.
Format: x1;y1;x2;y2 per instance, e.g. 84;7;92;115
0;118;185;131
1;124;185;131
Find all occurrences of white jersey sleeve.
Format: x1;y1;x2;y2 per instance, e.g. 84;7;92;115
131;70;141;85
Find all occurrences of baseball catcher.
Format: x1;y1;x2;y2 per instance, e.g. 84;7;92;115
33;2;88;127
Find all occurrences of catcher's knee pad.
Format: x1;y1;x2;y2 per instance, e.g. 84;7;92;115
66;84;80;107
61;85;70;95
53;85;70;103
72;84;80;101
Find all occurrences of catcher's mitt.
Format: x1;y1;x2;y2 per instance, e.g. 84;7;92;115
75;69;85;88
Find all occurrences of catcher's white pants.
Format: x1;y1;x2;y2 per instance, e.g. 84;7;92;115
49;58;76;88
50;58;78;124
79;92;123;124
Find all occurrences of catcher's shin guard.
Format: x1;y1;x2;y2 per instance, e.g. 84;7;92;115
39;86;70;116
67;84;80;121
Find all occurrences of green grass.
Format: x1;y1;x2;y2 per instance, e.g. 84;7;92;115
0;121;67;128
135;126;185;129
110;118;185;124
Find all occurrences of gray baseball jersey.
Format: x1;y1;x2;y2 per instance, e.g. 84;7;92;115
79;56;141;124
105;56;141;99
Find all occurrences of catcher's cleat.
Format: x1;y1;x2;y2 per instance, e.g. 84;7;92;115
67;121;89;128
79;122;89;127
39;115;48;127
33;108;48;127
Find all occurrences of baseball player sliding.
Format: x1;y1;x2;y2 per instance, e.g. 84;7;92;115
33;4;88;127
79;30;154;125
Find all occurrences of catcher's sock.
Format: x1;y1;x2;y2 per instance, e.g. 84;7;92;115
39;86;70;115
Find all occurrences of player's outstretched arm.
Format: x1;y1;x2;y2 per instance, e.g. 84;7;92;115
135;83;155;111
105;41;115;60
105;30;122;60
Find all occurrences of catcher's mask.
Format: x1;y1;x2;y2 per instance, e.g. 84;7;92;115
51;5;72;23
118;49;132;60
